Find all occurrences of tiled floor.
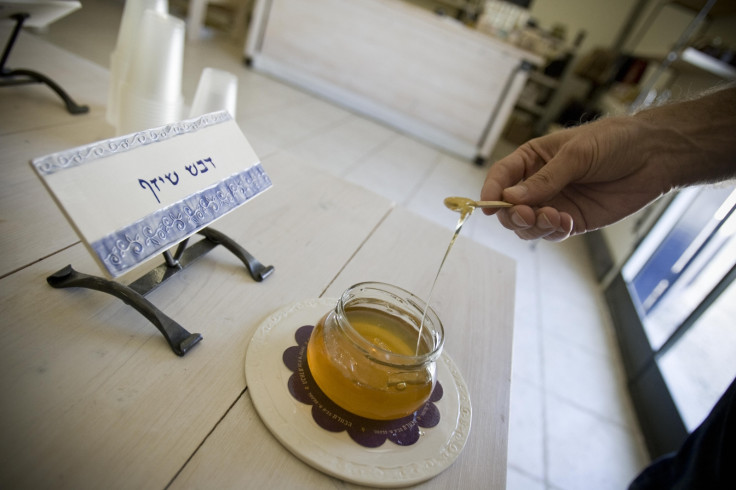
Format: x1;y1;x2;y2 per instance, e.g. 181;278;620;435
27;1;650;487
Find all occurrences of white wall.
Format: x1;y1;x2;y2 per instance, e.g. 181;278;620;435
528;0;637;55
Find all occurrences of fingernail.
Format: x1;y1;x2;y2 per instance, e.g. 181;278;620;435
538;214;554;230
511;211;529;227
505;184;528;201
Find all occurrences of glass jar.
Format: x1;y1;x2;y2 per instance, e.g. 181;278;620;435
306;282;444;420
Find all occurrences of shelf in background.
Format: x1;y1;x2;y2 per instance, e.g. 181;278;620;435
678;46;736;79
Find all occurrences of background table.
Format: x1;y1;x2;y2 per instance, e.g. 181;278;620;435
245;0;541;164
0;28;516;489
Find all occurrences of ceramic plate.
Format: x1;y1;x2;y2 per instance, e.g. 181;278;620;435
245;298;472;487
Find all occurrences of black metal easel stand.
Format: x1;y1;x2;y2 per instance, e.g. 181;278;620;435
47;227;274;356
1;13;89;114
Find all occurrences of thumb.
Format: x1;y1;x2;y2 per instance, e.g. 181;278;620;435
503;156;580;205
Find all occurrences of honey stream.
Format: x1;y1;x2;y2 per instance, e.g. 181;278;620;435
415;197;478;355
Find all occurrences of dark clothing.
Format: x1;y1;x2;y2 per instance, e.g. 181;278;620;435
629;376;736;489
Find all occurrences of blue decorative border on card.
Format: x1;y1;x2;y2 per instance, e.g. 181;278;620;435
32;111;233;176
91;163;272;276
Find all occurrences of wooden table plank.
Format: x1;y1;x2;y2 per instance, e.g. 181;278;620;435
0;28;109;135
325;206;516;489
0;27;114;277
0;153;393;489
0;119;115;277
170;206;515;488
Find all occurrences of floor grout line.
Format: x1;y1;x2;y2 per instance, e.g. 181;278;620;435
533;244;553;490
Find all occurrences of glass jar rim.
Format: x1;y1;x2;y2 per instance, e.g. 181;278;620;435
335;281;444;367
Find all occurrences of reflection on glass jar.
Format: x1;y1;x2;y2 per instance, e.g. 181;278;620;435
306;282;444;420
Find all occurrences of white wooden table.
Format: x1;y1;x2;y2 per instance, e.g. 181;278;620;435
0;29;516;489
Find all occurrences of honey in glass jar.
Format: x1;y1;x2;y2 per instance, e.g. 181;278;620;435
306;282;444;420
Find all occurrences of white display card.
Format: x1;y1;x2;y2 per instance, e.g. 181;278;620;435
31;111;272;278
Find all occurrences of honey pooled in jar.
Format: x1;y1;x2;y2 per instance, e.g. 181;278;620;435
307;306;434;420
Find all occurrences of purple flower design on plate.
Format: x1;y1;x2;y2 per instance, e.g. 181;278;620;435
283;325;442;448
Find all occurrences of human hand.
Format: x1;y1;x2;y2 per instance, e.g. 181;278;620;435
480;117;672;241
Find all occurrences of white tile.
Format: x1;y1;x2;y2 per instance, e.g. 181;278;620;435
543;333;638;429
343;134;442;205
539;284;618;360
506;466;546;490
285;116;396;176
237;121;286;160
241;97;354;149
546;395;649;490
236;71;317;119
536;239;619;358
537;237;599;298
507;379;546;480
542;298;617;361
511;297;543;386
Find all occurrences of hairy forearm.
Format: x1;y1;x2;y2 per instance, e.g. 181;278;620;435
631;84;736;189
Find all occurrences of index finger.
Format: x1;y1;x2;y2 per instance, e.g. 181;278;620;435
480;149;539;214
